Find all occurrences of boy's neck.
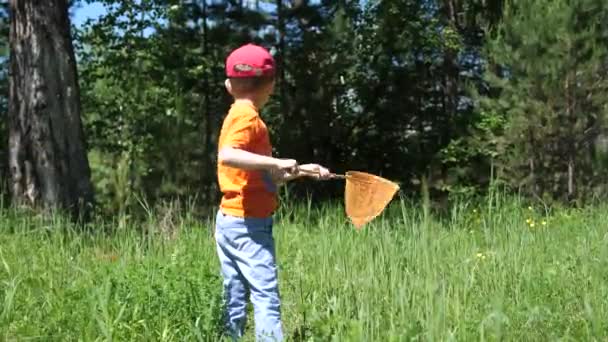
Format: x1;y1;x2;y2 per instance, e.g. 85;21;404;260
233;98;261;110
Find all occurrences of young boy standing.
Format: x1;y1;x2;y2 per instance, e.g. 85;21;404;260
215;43;331;341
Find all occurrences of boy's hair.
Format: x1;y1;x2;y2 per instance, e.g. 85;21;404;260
229;75;275;94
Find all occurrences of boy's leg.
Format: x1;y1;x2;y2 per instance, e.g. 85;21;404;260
235;218;283;342
215;212;249;339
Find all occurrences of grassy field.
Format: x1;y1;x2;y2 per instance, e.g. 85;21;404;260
1;195;608;341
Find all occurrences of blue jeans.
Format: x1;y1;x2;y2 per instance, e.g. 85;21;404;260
215;210;283;341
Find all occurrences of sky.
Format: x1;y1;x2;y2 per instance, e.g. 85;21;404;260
71;1;321;28
72;2;106;27
72;0;303;27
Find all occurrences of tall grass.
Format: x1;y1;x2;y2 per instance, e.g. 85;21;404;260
1;195;608;340
0;206;222;341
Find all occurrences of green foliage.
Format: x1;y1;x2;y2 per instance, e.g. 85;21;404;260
5;0;608;207
76;0;286;210
476;0;608;201
72;0;498;209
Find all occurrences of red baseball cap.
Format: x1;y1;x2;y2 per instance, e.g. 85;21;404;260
225;44;276;78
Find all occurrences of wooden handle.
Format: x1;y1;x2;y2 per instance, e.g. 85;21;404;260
296;167;347;180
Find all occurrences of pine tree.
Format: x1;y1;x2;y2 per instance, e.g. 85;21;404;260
479;0;608;201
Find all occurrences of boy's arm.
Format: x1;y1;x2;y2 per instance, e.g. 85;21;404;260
219;147;297;172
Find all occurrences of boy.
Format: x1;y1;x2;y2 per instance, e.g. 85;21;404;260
215;43;331;341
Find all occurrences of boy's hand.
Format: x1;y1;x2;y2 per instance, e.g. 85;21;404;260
269;168;299;185
298;164;332;180
274;158;298;173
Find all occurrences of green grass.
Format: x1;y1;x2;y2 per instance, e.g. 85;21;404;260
1;196;608;341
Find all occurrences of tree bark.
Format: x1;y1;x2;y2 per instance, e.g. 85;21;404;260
8;0;94;216
277;0;287;116
201;0;213;202
440;0;460;184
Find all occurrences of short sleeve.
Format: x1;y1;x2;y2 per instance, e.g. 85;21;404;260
221;114;260;150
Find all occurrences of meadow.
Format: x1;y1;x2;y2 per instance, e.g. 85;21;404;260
1;194;608;341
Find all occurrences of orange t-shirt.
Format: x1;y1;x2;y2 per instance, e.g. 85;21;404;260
217;102;277;218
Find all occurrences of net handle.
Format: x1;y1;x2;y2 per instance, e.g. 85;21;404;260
296;167;348;180
297;168;402;188
297;168;401;186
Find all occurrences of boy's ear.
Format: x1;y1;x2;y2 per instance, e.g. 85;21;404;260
224;79;233;95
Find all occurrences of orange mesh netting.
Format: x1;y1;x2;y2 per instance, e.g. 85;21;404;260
296;167;400;228
342;171;400;229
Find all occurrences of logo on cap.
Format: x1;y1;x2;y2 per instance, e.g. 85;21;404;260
234;63;263;76
234;64;252;72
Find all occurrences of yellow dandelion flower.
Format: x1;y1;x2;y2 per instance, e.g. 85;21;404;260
476;252;483;258
530;222;535;228
542;220;547;226
528;206;533;211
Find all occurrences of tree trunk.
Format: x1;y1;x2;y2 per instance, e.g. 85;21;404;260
201;0;213;201
8;0;94;216
277;0;287;116
440;0;459;184
567;158;574;199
